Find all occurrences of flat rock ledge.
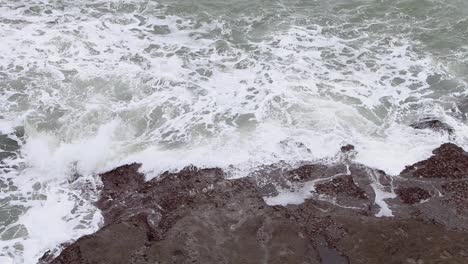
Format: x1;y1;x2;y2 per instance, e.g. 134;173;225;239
45;143;468;264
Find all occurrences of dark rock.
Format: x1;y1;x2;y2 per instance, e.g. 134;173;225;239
287;164;330;182
0;132;21;162
96;163;146;221
38;250;53;263
401;143;468;179
410;119;454;134
99;163;144;197
336;218;468;264
315;176;367;200
442;180;468;213
443;181;468;200
52;166;331;264
340;144;355;153
49;143;468;264
395;187;431;204
54;217;151;264
394;143;468;228
0;133;20;152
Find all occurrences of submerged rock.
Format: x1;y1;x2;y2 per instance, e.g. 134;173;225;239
410;119;454;134
286;164;334;182
340;144;355;153
49;143;468;264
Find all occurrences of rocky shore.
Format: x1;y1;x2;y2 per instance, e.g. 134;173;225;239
43;141;468;264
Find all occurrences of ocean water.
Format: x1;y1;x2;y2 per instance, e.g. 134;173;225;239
0;0;467;262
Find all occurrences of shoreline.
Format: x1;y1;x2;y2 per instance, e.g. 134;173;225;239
42;142;468;264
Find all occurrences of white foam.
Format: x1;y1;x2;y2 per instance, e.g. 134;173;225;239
264;181;317;206
0;120;15;134
0;1;467;262
0;256;14;264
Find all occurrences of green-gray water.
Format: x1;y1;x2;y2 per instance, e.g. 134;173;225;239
0;0;467;263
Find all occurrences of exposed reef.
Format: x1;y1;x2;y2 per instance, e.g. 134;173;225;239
46;143;468;264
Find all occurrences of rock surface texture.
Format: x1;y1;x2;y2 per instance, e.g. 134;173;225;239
48;143;468;264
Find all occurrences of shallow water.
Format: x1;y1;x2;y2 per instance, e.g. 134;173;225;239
0;0;467;262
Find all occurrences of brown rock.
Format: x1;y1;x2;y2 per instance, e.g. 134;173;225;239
49;143;468;264
395;187;431;204
442;180;468;213
315;176;367;200
337;218;468;264
401;143;468;179
51;166;334;264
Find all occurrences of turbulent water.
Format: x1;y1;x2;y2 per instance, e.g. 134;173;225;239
0;0;468;262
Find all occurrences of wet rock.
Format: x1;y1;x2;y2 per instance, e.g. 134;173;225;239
340;144;355;153
336;218;468;264
38;250;53;263
53;216;151;264
0;133;20;161
287;164;331;182
410;119;454;134
442;180;468;213
100;163;144;195
395;187;431;204
315;176;367;200
52;166;330;264
401;143;468;179
50;143;468;264
149;25;170;35
97;163;145;218
248;162;296;196
0;134;19;152
389;143;468;229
